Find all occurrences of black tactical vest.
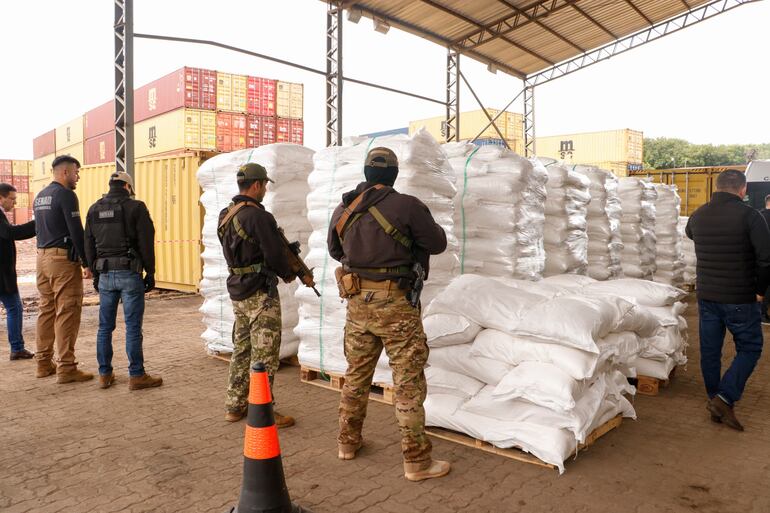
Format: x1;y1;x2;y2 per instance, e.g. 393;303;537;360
91;196;135;271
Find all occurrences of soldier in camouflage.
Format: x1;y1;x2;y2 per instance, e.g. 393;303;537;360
327;147;451;481
218;163;296;428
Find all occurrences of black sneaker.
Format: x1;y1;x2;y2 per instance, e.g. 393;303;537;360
762;316;770;325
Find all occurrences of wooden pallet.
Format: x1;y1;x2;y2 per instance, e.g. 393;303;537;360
207;351;300;368
632;366;677;396
426;415;623;470
299;366;394;405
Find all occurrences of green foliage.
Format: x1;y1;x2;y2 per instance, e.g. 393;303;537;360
643;138;770;170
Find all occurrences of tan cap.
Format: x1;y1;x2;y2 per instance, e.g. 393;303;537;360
365;147;398;169
237;162;274;183
110;171;134;190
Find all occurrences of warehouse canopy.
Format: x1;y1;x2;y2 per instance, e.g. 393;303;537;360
335;0;712;78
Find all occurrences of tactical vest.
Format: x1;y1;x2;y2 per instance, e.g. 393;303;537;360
91;196;138;272
218;201;266;276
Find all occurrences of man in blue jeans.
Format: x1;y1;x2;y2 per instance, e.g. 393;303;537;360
686;169;770;431
84;172;162;390
0;183;36;360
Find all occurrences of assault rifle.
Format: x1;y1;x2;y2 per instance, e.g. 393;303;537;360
408;261;425;308
278;228;320;297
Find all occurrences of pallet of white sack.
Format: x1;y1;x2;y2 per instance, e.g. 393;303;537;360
631;366;677;396
207;350;300;368
425;415;623;470
299;366;394;405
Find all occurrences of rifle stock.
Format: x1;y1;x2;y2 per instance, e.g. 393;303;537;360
278;229;320;297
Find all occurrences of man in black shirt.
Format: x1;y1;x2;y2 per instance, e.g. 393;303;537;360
760;194;770;323
33;155;93;383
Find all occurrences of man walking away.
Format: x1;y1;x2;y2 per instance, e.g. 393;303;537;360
760;194;770;323
0;183;36;360
33;155;93;383
686;169;770;430
84;172;162;390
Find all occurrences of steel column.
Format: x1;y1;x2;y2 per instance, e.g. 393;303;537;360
523;85;535;157
326;2;343;146
445;49;460;142
114;0;134;178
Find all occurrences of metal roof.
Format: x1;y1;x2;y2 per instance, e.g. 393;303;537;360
338;0;713;78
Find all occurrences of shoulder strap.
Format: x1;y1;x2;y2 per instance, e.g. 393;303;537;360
367;206;412;248
217;201;257;240
334;184;385;239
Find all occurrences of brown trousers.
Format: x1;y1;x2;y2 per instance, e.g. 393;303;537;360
35;248;83;373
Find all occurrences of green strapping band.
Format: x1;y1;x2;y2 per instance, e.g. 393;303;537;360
460;146;480;274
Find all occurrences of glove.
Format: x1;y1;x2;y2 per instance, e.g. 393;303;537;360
288;241;301;255
144;274;155;293
93;273;100;292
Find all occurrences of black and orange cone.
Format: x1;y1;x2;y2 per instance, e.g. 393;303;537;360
227;362;311;513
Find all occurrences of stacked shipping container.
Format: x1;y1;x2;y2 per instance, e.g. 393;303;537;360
0;159;33;224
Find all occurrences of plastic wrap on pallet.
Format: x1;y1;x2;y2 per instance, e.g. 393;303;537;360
618;178;657;280
679;216;696;286
196;144;314;358
652;184;685;287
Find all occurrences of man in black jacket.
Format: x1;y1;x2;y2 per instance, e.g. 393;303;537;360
760;194;770;322
84;172;162;391
0;183;36;360
686;169;770;430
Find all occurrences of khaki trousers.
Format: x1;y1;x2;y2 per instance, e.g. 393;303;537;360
35;248;83;373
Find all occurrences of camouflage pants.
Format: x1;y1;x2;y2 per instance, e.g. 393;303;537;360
225;290;281;413
338;292;432;466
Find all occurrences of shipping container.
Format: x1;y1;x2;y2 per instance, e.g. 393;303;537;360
247;77;276;117
16;192;30;208
0;160;12;177
56;143;85;167
32;153;55;182
409;109;524;144
135;67;217;123
134;108;216;158
276;118;304;145
13;207;31;224
5;209;14;224
216;112;247;152
84;101;114;139
276;82;303;119
55;115;84;148
232;74;248;113
216;72;233;112
77;153;208;292
260;116;276;146
33;130;56;159
84;132;116;165
12;160;30;177
11;176;29;193
31;177;49;199
534;129;643;168
246;115;277;147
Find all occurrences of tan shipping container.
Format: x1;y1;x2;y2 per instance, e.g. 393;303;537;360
232;74;248;113
31;177;50;199
409;109;523;145
32;153;55;182
76;153;208;292
16;193;30;208
534;129;643;170
134;108;216;158
216;72;233;112
276;81;303;119
55;115;85;148
55;143;85;167
12;160;30;176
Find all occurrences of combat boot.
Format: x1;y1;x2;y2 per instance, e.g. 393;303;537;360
128;374;163;390
274;412;295;428
35;360;57;378
338;440;363;460
225;409;246;422
99;373;116;389
57;369;94;384
404;460;451;482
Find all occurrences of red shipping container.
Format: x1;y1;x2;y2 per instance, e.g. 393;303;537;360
5;209;14;224
247;77;276;117
260;117;276;146
134;67;217;123
85;132;116;165
11;176;29;193
12;207;30;225
33;130;56;159
246;115;260;148
289;119;304;145
0;160;11;176
276;118;290;143
216;112;247;153
84;101;114;139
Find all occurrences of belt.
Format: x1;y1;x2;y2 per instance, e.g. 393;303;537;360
358;278;407;297
349;265;411;275
37;247;69;256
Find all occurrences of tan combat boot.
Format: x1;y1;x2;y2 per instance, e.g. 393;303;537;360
338;440;363;460
404;460;451;482
99;373;116;389
225;410;246;422
128;374;163;390
36;360;57;378
274;412;295;429
57;369;94;384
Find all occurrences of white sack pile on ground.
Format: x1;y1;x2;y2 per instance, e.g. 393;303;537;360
297;129;459;383
618;178;658;280
653;184;685;287
540;161;590;277
679;216;696;286
442;142;546;280
422;273;652;473
572;166;624;280
196;144;315;359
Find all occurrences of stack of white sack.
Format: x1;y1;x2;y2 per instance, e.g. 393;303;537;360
572;166;624;280
443;142;547;280
652;184;685;286
578;278;689;380
679;217;696;286
296;129;459;383
422;273;651;473
196;144;314;359
618;178;658;279
540;160;591;276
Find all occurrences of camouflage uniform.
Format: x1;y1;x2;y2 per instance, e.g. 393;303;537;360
225;290;282;413
338;290;432;467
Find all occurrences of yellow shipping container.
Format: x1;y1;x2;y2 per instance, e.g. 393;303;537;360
77;153;207;292
16;193;30;208
32;153;55;182
12;160;30;176
134;108;216;158
276;81;303;119
55;143;85;167
232;74;248;113
216;72;233;112
409;109;524;144
534;129;644;168
56;115;85;148
31;177;49;199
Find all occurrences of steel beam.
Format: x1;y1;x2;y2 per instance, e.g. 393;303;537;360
445;49;460;142
523;86;535;157
494;0;585;53
622;0;654;25
326;2;343;146
457;70;509;149
526;0;758;88
114;0;133;178
469;87;525;143
570;3;618;39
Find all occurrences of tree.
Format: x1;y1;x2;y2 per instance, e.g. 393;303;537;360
643;138;770;169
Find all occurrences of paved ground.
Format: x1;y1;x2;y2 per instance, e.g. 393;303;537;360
1;292;770;513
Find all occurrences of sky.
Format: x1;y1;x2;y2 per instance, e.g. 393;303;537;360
0;0;768;160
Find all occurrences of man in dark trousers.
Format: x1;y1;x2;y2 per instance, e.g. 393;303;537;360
84;172;162;391
686;169;770;430
33;155;93;383
760;194;770;323
0;183;36;360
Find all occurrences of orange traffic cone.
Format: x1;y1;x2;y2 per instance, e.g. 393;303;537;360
227;362;311;513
